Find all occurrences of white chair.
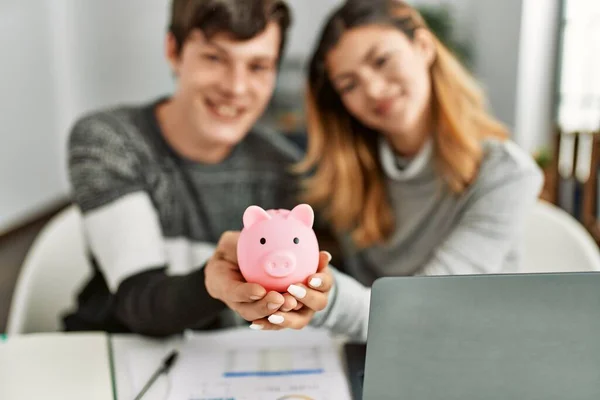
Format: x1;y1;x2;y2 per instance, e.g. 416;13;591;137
6;205;92;334
521;200;600;273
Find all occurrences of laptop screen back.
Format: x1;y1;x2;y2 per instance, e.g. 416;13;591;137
362;273;600;400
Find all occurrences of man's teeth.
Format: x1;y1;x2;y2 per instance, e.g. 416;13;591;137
214;105;239;118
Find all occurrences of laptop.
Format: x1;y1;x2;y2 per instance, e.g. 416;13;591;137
352;273;600;400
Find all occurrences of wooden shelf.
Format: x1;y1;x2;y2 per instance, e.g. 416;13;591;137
542;129;600;248
583;219;600;246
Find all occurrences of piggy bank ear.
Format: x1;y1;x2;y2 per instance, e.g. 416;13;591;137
288;204;314;228
243;205;271;228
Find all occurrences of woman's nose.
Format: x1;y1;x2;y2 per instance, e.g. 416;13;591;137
364;74;387;100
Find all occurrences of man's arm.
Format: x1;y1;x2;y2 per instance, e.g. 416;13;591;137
114;266;225;336
69;113;225;337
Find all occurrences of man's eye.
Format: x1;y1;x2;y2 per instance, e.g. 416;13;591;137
203;54;221;62
250;64;270;72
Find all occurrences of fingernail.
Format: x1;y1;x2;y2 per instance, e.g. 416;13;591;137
268;314;284;324
323;251;332;263
250;295;262;300
249;323;263;330
309;277;322;288
267;302;280;310
287;284;307;299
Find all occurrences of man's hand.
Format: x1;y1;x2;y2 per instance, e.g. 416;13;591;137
250;251;334;330
204;231;298;322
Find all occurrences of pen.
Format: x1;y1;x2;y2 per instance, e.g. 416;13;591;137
133;350;179;400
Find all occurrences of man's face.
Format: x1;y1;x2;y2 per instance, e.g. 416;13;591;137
168;22;281;148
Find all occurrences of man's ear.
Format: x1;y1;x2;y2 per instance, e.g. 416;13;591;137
413;29;436;68
165;32;181;76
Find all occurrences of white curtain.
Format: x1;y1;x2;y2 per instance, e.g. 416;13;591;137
558;0;600;133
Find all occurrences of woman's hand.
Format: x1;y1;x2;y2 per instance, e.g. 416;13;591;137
204;231;298;322
249;251;334;330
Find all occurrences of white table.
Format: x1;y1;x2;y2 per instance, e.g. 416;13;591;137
0;332;114;400
0;330;353;400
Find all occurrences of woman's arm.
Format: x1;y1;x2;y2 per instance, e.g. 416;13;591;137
309;142;544;341
418;152;544;276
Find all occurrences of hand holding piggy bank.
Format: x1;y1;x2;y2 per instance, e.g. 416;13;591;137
237;204;320;292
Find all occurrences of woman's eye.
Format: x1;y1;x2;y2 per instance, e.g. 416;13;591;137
374;55;389;68
340;81;357;93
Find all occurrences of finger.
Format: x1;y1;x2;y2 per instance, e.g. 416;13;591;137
305;270;334;293
317;251;332;272
229;280;267;303
280;293;298;312
236;291;285;321
216;231;240;264
207;258;266;302
293;302;304;311
248;319;285;331
265;308;315;330
286;284;329;312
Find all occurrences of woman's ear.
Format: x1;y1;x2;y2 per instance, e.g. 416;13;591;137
413;29;436;68
165;32;181;77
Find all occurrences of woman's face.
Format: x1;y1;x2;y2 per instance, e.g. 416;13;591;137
326;24;435;142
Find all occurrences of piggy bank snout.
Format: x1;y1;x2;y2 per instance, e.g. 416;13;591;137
261;250;297;278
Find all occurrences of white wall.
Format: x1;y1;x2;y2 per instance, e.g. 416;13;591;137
0;1;65;233
469;0;524;130
284;0;343;60
0;0;173;233
63;1;173;119
56;0;174;187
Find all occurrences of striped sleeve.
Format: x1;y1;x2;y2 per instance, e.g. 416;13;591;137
67;113;225;336
68;114;167;291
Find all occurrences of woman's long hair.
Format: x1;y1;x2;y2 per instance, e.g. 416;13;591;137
295;0;508;249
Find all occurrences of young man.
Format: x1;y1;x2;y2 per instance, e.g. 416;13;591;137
63;0;334;337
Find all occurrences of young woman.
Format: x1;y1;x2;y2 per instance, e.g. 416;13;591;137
266;0;544;340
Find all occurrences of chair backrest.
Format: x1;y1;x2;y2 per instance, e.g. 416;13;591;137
6;205;92;334
522;200;600;273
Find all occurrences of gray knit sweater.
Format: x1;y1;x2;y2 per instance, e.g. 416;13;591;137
64;98;308;335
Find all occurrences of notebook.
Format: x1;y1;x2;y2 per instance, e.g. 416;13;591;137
0;332;114;400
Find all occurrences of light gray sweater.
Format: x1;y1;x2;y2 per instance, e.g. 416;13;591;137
311;137;544;342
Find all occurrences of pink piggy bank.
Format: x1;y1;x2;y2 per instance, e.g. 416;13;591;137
237;204;320;292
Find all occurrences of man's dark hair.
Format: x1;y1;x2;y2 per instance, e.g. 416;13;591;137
169;0;292;58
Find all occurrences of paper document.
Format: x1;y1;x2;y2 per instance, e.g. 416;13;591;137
113;327;351;400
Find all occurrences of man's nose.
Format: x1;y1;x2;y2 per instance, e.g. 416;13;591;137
221;65;248;97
